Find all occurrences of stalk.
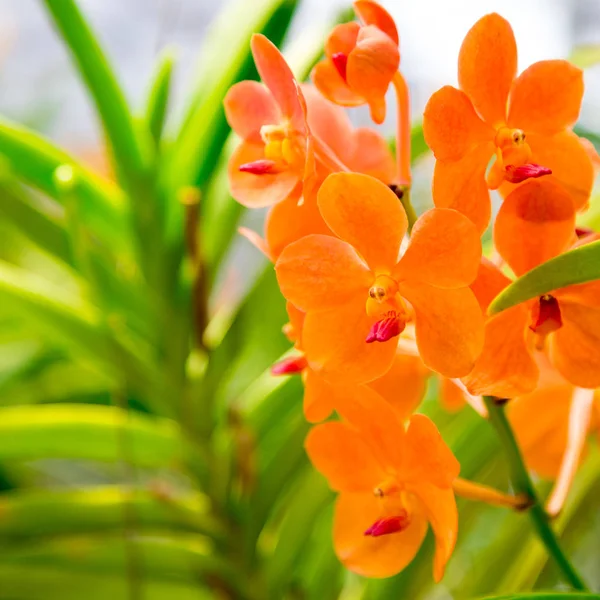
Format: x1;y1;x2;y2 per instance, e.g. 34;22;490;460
483;396;588;591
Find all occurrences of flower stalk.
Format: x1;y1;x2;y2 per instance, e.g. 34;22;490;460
483;396;588;591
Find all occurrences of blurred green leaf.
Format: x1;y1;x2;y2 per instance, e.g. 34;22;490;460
0;259;171;410
41;0;150;190
488;240;600;315
166;0;298;192
198;266;288;433
144;47;177;147
0;119;126;244
266;469;333;596
0;404;182;466
161;0;298;270
0;565;216;600
0;181;71;263
569;45;600;68
0;486;220;539
481;594;600;599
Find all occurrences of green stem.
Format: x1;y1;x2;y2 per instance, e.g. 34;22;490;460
483;396;588;591
400;189;418;233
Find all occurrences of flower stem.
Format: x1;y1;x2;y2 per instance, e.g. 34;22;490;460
401;190;417;233
453;477;531;510
483;396;588;591
392;71;411;186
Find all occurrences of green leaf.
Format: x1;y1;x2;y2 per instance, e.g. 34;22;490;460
0;565;216;600
0;534;238;589
488;240;600;315
0;404;183;466
569;44;600;68
41;0;149;189
41;0;168;287
144;46;177;146
0;181;71;264
0;486;220;539
166;0;298;192
161;0;299;269
266;470;333;596
0;119;126;244
198;266;288;433
0;259;165;409
480;594;600;599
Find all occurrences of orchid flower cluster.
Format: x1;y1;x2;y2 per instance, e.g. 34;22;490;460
224;1;599;582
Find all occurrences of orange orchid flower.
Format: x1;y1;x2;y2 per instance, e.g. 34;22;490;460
272;303;428;422
224;34;315;208
423;13;594;233
305;386;459;579
275;172;483;384
462;180;600;397
239;86;394;261
509;358;600;516
312;0;400;124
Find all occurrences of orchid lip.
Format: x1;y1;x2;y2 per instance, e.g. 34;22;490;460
239;159;280;175
271;355;308;376
331;52;348;81
366;311;405;343
529;294;563;337
504;163;552;184
364;513;410;537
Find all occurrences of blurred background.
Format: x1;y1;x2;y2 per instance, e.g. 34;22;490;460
2;0;600;147
0;1;599;599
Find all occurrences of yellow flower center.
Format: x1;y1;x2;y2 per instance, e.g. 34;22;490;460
486;126;533;189
260;124;304;169
364;479;414;537
366;274;404;317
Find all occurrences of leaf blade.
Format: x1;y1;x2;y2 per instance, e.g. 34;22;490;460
488;240;600;315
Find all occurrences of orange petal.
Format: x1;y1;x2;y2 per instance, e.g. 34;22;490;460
224;81;280;143
251;34;305;130
557;280;600;307
411;483;458;582
228;141;301;207
305;423;385;492
501;131;595;213
265;194;332;261
402;414;460;488
347;26;400;124
494;179;575;277
312;59;365;107
439;378;468;412
432;142;495;234
353;0;399;44
549;301;600;388
333;492;428;578
399;283;484;378
333;385;406;468
469;258;511;313
345;127;395;183
275;234;371;312
303;369;337;423
302;84;354;163
509;383;573;479
325;21;361;57
284;301;305;346
458;13;517;126
394;208;481;288
318;172;407;272
368;351;429;420
423;86;494;161
302;299;398;384
462;306;539;398
507;60;584;135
